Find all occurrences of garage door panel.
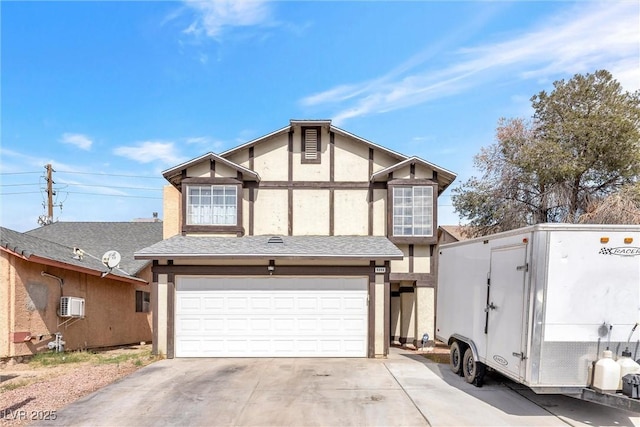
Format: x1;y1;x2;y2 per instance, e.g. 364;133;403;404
204;297;223;310
175;277;368;357
274;297;295;310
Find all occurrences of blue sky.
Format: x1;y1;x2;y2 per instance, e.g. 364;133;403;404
1;1;639;232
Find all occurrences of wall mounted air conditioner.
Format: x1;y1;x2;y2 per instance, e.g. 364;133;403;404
59;296;85;318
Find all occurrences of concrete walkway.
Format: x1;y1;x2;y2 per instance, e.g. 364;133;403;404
39;348;638;427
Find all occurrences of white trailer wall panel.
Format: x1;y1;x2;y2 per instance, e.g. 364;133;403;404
437;224;640;393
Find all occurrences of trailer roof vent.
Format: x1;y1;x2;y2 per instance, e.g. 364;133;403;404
267;236;284;244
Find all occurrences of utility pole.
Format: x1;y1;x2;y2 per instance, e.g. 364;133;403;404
46;163;55;220
38;164;57;226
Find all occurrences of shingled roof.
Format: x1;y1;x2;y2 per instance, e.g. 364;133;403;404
26;222;163;275
135;235;403;261
0;226;145;283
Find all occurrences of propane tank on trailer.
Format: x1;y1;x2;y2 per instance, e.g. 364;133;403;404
593;350;621;392
617;348;640;390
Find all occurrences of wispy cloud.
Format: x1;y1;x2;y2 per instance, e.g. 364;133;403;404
302;1;639;125
60;133;93;150
113;141;186;165
182;0;272;39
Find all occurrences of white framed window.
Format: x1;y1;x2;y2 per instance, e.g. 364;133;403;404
393;186;433;236
186;185;237;225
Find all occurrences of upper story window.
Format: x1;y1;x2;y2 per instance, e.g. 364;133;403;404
301;126;321;164
393;186;433;236
186;185;237;225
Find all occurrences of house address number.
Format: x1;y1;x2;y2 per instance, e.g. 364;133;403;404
374;267;386;274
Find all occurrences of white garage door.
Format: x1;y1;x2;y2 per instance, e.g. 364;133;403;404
175;276;368;357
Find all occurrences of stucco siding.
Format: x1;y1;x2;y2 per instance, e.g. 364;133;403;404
415;287;435;345
253;136;289;181
400;288;416;345
414;165;434;179
372;151;400;173
374;277;385;356
390;244;410;272
292;190;330;235
0;252;11;357
413;245;431;273
226;151;249;169
372;189;387;236
242;189;250;234
334;135;369;182
156;274;168;357
163;185;181;239
393;165;412;179
215;162;237;179
333;190;368;236
186;161;210;178
253;189;288;235
2;255;152;357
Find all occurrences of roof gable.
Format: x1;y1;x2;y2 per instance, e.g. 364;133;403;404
163;152;261;188
371;156;457;193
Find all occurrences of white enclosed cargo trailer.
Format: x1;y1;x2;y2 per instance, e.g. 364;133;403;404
436;224;640;410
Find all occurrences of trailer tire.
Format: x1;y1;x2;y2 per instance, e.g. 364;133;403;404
463;348;485;387
449;341;464;375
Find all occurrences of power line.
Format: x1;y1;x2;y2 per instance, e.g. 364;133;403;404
0;171;41;175
56;170;165;179
0;191;42;195
65;191;162;199
0;183;41;187
57;182;162;191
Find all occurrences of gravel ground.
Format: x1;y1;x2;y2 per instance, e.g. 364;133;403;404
0;345;155;426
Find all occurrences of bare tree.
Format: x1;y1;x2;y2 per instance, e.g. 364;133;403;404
453;70;640;237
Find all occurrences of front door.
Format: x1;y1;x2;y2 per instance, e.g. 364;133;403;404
486;245;528;380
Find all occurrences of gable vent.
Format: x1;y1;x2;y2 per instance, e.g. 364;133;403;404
304;128;318;160
267;236;284;244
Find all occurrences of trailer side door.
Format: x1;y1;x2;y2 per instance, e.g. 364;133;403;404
486;244;528;380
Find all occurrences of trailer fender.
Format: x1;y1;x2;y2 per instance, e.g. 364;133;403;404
450;334;480;362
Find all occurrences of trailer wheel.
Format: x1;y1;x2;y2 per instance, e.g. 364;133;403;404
462;348;485;387
449;341;464;375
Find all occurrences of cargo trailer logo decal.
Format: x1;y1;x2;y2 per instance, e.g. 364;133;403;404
493;355;508;366
599;247;640;257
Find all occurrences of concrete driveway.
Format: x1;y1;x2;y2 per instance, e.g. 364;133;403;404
41;348;638;427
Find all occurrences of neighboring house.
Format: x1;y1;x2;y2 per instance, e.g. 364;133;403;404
437;225;468;245
1;222;163;357
136;119;456;358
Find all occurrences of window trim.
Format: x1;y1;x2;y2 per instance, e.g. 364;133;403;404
181;178;244;235
301;126;322;164
136;290;150;313
387;181;438;245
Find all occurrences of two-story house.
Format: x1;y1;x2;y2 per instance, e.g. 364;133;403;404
135;120;456;358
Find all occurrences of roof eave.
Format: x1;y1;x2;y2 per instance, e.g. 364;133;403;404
28;254;147;285
135;253;403;261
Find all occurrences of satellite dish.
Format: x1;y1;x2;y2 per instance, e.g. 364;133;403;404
102;250;121;269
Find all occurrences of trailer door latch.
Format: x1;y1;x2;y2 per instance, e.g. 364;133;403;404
512;352;526;360
516;263;528;272
484;302;497;312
